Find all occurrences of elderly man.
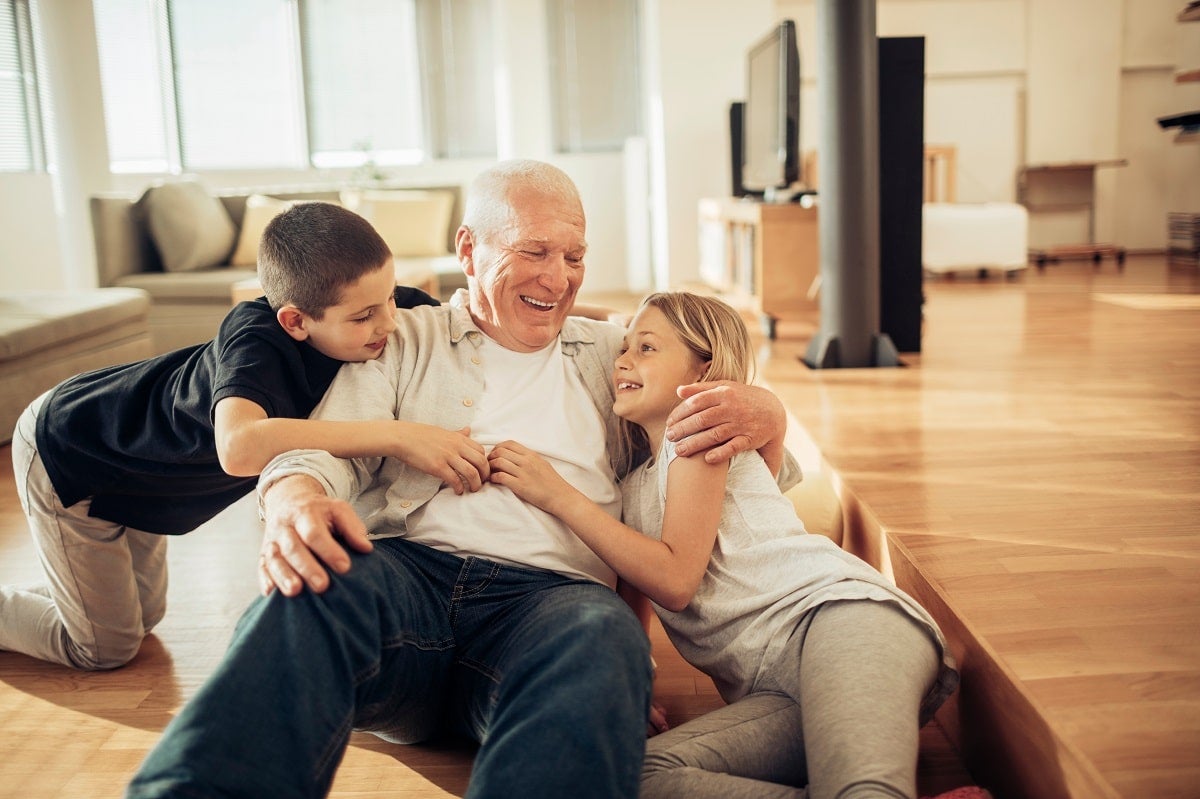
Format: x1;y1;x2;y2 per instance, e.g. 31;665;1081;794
127;160;795;799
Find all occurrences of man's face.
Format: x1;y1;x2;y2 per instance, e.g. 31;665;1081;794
461;185;586;352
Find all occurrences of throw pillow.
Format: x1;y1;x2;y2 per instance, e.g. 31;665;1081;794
340;189;455;257
136;180;237;272
228;194;298;266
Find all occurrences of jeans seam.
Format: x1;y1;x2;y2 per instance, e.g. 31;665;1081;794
351;634;456;687
314;709;355;785
448;558;500;628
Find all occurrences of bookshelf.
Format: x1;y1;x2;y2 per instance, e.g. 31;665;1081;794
697;198;819;338
1174;3;1200;141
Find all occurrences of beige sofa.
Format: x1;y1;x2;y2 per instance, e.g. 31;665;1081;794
0;288;153;444
91;181;464;355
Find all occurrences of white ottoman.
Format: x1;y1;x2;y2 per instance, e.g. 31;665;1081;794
922;202;1029;277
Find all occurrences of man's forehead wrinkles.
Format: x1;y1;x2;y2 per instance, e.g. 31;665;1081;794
508;235;587;250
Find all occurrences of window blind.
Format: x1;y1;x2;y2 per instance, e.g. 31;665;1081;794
0;0;42;172
547;0;641;154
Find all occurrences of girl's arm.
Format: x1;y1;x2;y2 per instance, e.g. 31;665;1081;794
214;396;490;493
488;440;728;612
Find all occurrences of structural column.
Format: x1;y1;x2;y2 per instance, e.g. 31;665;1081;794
804;0;897;368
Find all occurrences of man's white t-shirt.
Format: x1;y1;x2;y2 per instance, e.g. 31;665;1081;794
405;335;620;586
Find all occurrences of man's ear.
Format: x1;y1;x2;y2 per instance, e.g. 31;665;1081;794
276;305;310;341
455;225;476;277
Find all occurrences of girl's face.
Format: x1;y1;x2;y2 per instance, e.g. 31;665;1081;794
613;304;709;432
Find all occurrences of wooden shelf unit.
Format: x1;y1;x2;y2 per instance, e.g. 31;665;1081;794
697;198;819;337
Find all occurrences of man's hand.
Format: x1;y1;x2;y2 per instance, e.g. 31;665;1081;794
258;474;373;597
665;381;786;465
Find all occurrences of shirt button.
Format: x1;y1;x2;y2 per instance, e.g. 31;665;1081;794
463;398;474;407
400;500;412;509
471;356;481;365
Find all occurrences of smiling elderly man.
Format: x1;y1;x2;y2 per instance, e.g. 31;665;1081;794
127;160;796;799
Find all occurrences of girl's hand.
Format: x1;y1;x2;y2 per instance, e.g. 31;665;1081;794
393;423;489;494
648;701;670;737
487;440;571;512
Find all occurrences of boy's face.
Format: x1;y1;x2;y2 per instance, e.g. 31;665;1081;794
282;261;398;362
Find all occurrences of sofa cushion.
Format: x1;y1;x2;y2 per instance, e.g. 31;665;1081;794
0;288;151;362
229;194;298;266
116;267;259;303
137;180;237;273
341;189;455;257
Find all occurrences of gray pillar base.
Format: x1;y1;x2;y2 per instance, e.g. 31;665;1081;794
803;332;900;369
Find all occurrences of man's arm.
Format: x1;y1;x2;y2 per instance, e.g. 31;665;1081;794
665;381;788;471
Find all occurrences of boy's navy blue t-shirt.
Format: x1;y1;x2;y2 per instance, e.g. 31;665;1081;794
34;286;438;535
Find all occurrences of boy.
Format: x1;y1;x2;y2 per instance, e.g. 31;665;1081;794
1;202;486;670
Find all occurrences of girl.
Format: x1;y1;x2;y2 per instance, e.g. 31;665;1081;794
488;291;960;799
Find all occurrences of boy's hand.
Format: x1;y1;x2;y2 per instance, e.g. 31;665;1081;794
258;475;373;597
665;381;786;464
395;424;489;494
487;440;570;513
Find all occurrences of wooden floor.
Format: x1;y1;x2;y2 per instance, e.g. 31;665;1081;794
1;253;1195;797
756;255;1200;799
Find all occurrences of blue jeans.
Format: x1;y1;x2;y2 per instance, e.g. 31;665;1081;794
127;538;653;799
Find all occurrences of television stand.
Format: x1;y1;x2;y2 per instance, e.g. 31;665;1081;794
697;197;820;338
762;185;818;204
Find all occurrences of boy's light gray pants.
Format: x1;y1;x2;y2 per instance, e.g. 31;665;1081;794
0;393;167;669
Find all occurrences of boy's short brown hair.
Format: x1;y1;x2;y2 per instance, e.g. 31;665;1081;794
258;202;392;317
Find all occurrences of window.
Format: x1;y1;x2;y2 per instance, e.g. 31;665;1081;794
416;0;496;159
170;0;306;170
0;0;44;172
301;0;423;168
547;0;641;153
93;0;496;173
93;0;174;172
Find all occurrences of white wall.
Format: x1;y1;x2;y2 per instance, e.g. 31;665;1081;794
1113;0;1200;250
2;0;1196;297
770;0;1195;253
640;0;774;290
0;173;62;290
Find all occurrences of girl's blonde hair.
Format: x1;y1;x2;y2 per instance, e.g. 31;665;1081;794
616;291;755;475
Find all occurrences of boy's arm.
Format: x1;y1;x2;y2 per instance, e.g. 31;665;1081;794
214;397;490;492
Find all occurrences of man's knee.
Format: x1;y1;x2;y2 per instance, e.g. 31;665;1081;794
557;593;649;660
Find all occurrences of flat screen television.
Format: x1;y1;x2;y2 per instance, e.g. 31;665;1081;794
741;20;801;198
